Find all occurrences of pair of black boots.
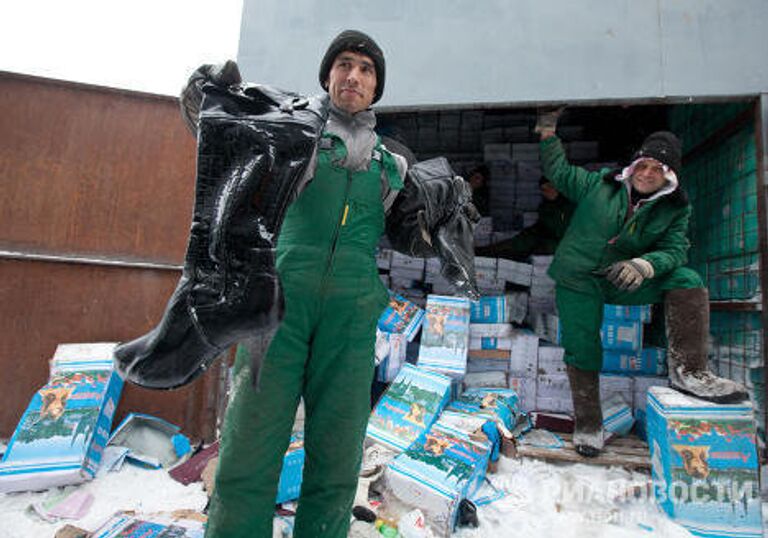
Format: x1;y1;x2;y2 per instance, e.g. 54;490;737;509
113;83;329;389
568;288;748;457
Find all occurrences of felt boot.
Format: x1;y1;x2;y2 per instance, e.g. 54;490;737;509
665;288;748;403
566;364;604;457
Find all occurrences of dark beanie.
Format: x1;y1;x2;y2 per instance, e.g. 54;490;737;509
318;30;385;104
633;131;682;175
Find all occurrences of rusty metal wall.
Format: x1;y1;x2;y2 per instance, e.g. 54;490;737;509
0;72;222;441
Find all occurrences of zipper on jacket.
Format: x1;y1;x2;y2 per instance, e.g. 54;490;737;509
321;170;354;288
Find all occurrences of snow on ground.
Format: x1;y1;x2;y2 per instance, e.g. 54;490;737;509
0;465;208;538
2;455;766;538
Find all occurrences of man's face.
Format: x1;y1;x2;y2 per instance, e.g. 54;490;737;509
326;51;377;114
540;181;559;201
631;158;667;194
468;172;485;190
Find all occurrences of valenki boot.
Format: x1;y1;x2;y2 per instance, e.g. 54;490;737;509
665;288;748;403
566;364;604;457
114;84;329;389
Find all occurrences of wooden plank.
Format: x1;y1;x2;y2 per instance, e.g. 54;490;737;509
509;432;652;470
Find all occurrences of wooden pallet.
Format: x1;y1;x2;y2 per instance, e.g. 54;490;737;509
505;432;651;470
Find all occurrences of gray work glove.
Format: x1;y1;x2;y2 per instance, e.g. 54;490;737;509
604;258;655;291
180;60;242;135
534;106;565;135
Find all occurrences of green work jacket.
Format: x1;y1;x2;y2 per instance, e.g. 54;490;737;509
540;136;691;293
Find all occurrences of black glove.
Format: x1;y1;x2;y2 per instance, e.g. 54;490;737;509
180;60;242;135
604;258;654;291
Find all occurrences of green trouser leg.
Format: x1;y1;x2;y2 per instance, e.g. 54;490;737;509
556;267;703;371
293;286;377;537
206;280;379;538
206;285;312;538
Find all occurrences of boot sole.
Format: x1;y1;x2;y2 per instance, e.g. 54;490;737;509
669;384;749;405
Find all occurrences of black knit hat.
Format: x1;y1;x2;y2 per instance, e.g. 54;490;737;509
318;30;385;104
633;131;682;175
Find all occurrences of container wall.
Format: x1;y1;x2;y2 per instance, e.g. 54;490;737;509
671;102;766;434
0;73;222;441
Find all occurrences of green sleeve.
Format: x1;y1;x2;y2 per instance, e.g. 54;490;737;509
540;137;604;203
640;206;691;276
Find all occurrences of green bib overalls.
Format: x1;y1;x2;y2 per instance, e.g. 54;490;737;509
206;134;402;538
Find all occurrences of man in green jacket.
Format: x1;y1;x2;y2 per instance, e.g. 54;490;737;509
535;108;747;457
476;177;575;260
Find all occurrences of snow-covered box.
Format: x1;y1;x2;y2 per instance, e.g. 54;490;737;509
366;364;452;452
385;422;492;537
647;386;762;538
0;343;124;493
418;295;471;378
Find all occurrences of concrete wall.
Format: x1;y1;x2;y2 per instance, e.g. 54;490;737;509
237;0;768;108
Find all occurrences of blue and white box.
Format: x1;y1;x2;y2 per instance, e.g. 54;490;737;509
601;393;634;436
600;319;643;352
647;386;762;538
603;304;652;323
366;364;452;452
447;388;521;437
603;349;666;376
418;295;471;378
276;431;305;504
385;423;492;537
470;295;508;324
378;292;426;342
0;343;124;493
375;331;408;383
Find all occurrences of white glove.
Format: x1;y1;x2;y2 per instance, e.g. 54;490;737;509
534;106;565;135
605;258;655;291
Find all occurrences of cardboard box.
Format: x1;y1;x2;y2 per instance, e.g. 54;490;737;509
469;336;513;350
385;423;491;537
603;304;652;323
276;431;305;504
378;292;426;342
537;345;566;375
418;295;472;378
447;388;521;436
602;349;666;376
470;295;508;324
497;259;533;287
366;364;452;452
376;331;409;383
509;329;539;377
647;386;762;537
507;376;536;412
90;511;205;538
600;319;643;352
0;343;123;493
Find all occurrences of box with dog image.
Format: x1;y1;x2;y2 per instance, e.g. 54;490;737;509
646;386;762;538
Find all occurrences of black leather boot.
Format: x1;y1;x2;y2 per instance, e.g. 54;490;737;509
665;288;748;403
566;364;604;457
114;84;329;389
386;157;480;299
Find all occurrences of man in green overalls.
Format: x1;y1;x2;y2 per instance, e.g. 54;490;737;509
535;108;747;457
202;31;409;537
